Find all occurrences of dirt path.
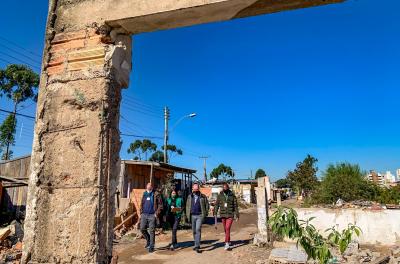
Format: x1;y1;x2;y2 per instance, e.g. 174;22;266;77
114;207;270;264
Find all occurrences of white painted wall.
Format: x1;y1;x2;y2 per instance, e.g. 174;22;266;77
295;208;400;246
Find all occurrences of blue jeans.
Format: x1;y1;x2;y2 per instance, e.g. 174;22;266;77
191;215;202;248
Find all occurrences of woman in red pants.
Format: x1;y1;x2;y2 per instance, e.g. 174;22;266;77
214;182;240;250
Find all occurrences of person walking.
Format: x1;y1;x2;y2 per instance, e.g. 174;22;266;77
214;182;239;251
166;189;183;250
185;183;209;253
140;182;163;253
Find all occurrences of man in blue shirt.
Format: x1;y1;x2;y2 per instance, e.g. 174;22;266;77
140;182;163;253
185;183;209;253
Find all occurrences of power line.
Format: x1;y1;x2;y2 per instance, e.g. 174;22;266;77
122;102;162;116
0;42;42;64
0;108;35;119
0;57;14;65
0;50;40;70
122;104;164;119
122;94;163;111
0;36;42;58
120;115;163;135
120;133;163;139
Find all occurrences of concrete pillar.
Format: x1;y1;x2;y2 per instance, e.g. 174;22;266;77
22;14;132;263
254;176;270;246
277;191;282;207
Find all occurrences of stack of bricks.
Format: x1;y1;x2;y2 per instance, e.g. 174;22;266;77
47;29;108;76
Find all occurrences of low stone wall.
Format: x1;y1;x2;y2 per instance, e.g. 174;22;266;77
295;208;400;246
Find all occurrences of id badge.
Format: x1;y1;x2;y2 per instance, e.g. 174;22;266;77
224;203;228;207
146;197;151;201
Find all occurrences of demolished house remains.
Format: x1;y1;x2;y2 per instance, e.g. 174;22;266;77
0;0;346;263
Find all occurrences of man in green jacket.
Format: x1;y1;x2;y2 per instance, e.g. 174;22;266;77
166;189;183;250
185;183;209;253
214;183;239;250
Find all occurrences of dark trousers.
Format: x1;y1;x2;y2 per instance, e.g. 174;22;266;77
168;215;181;245
140;214;156;249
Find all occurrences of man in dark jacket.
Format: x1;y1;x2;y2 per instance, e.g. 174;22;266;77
140;182;163;253
214;183;239;250
185;183;209;253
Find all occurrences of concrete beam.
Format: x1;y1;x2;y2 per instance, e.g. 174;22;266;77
56;0;344;34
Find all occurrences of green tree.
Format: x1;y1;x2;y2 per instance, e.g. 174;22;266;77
286;154;318;197
0;114;16;160
315;163;368;203
210;163;235;181
255;168;266;179
149;150;164;162
0;64;39;160
127;139;157;160
163;144;183;162
275;178;290;188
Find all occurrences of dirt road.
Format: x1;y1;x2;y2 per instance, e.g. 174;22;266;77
114;207;270;264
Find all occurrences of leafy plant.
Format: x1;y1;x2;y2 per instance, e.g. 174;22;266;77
326;224;362;254
269;206;361;264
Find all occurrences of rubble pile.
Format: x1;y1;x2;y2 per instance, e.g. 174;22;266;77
264;242;400;264
337;245;400;264
312;199;400;211
0;221;24;264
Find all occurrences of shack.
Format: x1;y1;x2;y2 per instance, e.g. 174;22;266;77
233;179;257;204
0;155;30;220
115;160;197;231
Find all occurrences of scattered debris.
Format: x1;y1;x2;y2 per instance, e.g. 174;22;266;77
0;221;24;263
311;200;399;210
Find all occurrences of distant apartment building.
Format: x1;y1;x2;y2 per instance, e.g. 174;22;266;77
367;170;385;185
397;169;400;181
384;171;396;184
367;170;397;186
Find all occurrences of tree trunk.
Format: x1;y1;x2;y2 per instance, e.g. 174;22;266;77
5;103;18;160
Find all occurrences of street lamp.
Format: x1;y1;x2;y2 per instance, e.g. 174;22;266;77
171;113;197;132
164;107;197;163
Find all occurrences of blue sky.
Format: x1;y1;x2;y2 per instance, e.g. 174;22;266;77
1;0;399;180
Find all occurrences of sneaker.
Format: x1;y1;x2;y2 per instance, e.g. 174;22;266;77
169;244;175;251
196;248;202;254
193;246;198;251
144;243;150;249
148;247;155;253
224;243;230;251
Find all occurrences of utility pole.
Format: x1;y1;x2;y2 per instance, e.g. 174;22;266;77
163;106;170;163
199;156;210;182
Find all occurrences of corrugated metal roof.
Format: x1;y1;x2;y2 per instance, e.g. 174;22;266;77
121;160;196;174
